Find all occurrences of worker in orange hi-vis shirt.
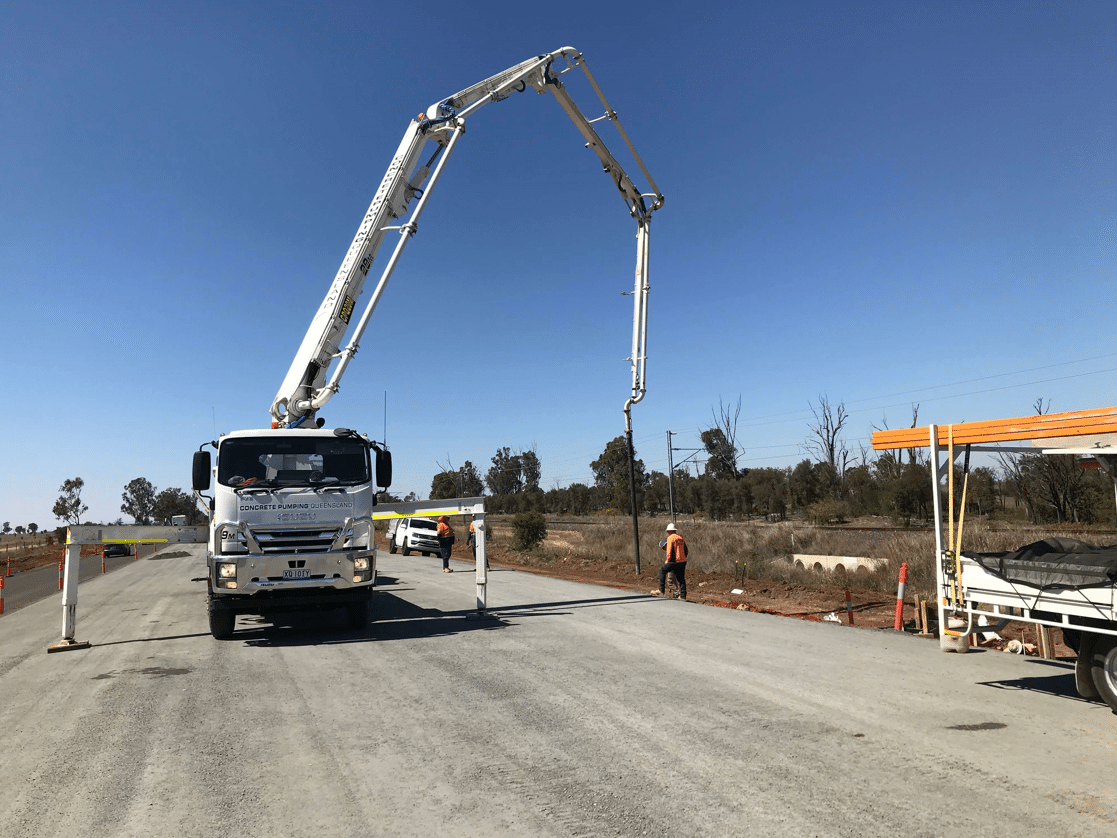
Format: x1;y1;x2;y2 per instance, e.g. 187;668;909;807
437;515;455;573
651;522;689;601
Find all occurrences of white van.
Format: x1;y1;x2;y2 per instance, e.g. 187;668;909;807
386;517;441;556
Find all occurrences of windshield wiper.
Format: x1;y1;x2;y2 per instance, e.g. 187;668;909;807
310;476;344;493
235;478;280;495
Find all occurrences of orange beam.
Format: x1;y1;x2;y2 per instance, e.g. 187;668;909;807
871;405;1117;450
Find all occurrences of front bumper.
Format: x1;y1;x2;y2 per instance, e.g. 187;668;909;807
210;549;376;595
210;518;376;596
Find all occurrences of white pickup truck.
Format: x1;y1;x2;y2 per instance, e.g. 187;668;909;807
386;517;441;556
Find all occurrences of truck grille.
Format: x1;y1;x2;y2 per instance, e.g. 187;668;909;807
248;528;340;554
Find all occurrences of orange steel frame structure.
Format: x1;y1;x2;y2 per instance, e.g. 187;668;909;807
872;405;1117;450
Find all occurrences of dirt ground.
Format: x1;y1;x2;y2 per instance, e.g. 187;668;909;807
1;542;106;574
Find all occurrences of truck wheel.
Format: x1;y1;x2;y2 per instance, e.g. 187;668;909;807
345;592;371;630
388;541;397;554
402;542;411;556
208;601;235;640
1091;635;1117;713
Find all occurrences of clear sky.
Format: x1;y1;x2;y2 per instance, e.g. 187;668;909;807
2;1;1114;529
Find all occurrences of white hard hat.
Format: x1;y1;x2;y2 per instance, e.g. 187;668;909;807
665;523;678;533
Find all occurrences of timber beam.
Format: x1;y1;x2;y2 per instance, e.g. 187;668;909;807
871;405;1117;450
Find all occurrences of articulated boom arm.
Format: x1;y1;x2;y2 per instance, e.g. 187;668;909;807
270;47;664;429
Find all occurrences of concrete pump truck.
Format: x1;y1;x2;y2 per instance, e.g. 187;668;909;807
191;48;663;639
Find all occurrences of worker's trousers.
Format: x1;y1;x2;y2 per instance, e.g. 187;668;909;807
659;561;687;599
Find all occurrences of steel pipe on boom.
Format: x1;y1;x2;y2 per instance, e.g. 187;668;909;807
269;47;663;439
625;216;651;574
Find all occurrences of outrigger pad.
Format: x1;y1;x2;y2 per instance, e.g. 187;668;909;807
47;639;92;653
964;537;1117;591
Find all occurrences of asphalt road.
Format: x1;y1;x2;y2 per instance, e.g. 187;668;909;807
0;545;1114;837
0;545;154;613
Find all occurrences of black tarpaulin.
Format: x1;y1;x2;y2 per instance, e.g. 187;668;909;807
963;537;1117;591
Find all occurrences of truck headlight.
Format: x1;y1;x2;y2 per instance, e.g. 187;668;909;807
354;557;369;571
216;562;238;587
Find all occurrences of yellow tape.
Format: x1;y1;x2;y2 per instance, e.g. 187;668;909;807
369;509;464;520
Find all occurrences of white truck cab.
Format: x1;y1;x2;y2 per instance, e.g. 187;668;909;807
193;427;391;638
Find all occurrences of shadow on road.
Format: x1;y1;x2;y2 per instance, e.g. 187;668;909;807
478;593;656;619
239;589;509;647
977;657;1100;707
94;632;213;647
237;592;655;648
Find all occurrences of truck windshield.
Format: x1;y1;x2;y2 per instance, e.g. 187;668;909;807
218;437;370;488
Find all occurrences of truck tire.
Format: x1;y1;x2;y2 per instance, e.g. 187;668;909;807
1090;635;1117;713
402;541;411;556
208;601;235;640
388;540;397;554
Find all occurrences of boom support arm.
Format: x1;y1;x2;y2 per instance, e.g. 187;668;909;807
270;47;664;429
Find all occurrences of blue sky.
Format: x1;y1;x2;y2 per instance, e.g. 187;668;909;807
2;1;1114;529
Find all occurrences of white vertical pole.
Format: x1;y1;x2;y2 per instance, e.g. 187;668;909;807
61;541;80;641
474;512;487;611
928;426;951;652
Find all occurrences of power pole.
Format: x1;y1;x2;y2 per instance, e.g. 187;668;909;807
666;432;703;524
666;431;677;525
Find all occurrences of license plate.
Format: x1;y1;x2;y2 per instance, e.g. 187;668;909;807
283;569;311;579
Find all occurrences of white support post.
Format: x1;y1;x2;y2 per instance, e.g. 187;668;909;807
62;542;79;639
49;540;90;652
929;428;969;653
474;513;487;612
928;426;952;652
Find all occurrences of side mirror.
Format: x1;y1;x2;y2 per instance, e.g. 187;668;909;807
375;448;392;489
192;450;212;491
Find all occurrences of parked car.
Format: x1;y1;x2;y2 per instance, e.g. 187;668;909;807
386;517;440;556
103;543;133;558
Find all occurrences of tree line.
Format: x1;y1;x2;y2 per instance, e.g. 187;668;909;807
1;522;40;535
49;476;205;528
427;396;1117;526
38;395;1115;530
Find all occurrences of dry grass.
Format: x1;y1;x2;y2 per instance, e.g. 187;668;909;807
492;515;1115;599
